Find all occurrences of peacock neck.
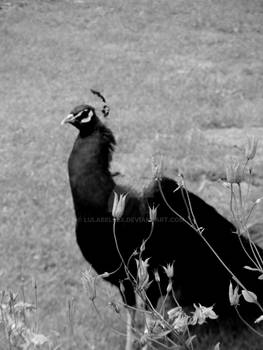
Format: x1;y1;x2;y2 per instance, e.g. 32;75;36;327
68;126;115;218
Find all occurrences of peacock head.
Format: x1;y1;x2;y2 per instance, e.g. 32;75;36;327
61;90;110;132
61;104;99;130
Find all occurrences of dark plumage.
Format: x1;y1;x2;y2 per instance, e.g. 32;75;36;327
62;103;263;330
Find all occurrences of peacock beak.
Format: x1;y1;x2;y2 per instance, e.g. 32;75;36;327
61;113;75;125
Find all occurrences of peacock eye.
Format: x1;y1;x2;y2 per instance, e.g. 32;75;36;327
80;109;94;123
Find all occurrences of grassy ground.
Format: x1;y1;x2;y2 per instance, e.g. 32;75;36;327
1;0;263;348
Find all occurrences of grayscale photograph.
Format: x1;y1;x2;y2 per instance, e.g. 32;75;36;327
1;1;263;349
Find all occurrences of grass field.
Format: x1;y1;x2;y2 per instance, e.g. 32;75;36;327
1;0;263;348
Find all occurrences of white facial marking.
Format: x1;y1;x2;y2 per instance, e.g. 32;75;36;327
80;109;93;123
75;111;84;119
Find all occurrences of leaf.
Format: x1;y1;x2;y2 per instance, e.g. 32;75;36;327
255;315;263;324
213;342;220;350
242;289;257;303
243;266;259;272
258;274;263;280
